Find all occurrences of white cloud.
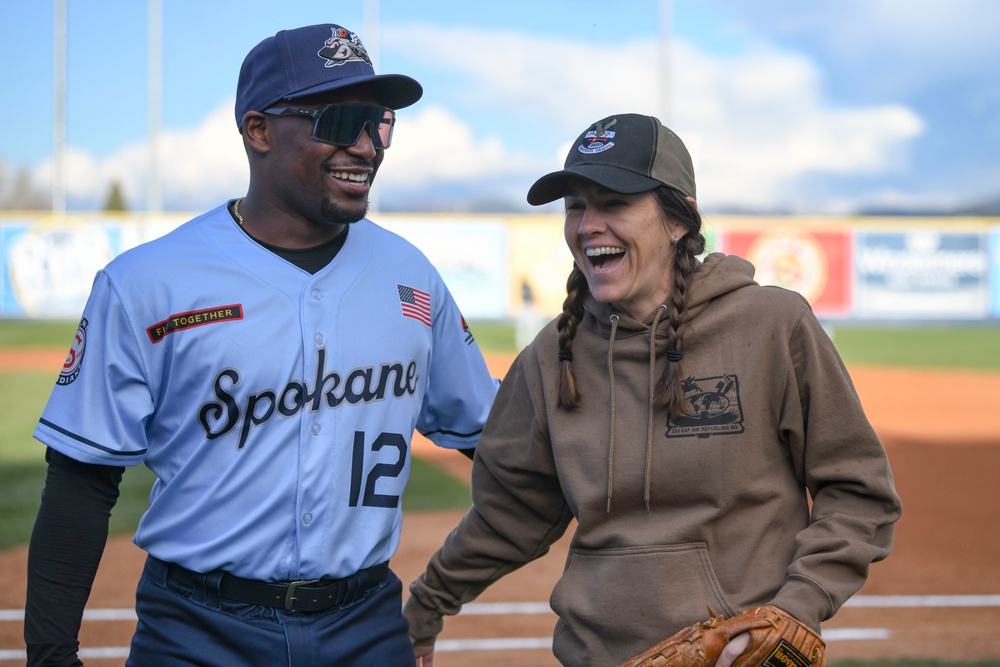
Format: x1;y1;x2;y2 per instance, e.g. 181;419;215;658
827;0;1000;69
33;104;247;212
384;25;664;133
708;0;1000;92
158;105;249;208
29;22;927;214
666;42;924;209
386;23;925;211
377;103;543;189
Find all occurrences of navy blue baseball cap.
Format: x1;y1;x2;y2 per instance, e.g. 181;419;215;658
235;24;423;130
527;113;696;205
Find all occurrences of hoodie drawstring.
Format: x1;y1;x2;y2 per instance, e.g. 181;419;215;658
605;306;666;513
605;314;620;513
644;305;669;512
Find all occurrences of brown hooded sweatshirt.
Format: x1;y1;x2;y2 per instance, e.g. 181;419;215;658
405;252;902;666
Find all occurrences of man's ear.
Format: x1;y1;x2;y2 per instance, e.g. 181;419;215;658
241;111;271;154
685;196;698;211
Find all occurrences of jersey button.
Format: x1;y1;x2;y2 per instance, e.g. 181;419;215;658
312;424;321;435
302;513;313;524
311;290;322;300
315;333;324;345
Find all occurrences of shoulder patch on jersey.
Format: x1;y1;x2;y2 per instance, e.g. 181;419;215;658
57;317;88;386
147;304;244;343
397;284;431;327
461;314;476;345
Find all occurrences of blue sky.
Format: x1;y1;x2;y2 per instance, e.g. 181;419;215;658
1;0;999;214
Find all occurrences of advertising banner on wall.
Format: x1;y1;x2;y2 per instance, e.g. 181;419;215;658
853;230;990;320
1;216;188;318
2;221;117;317
702;228;721;256
3;213;998;323
987;227;1000;318
505;216;574;320
720;223;852;318
506;217;722;322
379;217;509;319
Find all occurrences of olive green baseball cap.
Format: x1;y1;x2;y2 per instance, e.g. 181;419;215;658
527;113;696;205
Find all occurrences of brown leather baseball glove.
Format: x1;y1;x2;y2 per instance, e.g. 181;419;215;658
616;605;826;667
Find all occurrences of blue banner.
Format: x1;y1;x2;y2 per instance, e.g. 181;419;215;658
990;227;1000;318
853;230;990;319
1;222;119;318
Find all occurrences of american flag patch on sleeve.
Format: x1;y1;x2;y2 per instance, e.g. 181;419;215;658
397;284;432;327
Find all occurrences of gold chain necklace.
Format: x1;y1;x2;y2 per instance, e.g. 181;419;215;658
232;198;245;226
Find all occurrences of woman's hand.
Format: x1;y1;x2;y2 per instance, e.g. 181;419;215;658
716;631;751;667
413;641;435;667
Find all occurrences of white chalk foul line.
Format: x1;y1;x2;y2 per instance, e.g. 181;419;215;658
823;628;893;641
463;595;1000;614
437;637;553;652
0;607;138;622
0;647;131;661
843;594;1000;607
2;594;997;623
3;595;999;660
462;601;552;615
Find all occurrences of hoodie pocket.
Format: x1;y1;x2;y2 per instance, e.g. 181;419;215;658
550;543;738;666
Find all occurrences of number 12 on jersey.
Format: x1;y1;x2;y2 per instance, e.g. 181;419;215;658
349;431;408;508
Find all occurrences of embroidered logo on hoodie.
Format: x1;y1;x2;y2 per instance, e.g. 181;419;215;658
666;373;745;438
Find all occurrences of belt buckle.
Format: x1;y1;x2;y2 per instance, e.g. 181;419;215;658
284;579;323;611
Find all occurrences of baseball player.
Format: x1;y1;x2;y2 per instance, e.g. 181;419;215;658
24;23;497;666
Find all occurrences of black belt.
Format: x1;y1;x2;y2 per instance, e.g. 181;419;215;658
161;559;389;612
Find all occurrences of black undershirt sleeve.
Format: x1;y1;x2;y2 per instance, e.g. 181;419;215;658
458;447;476;461
24;448;125;667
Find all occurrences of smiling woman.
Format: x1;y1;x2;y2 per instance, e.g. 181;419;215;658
562;183;679;322
401;112;903;667
529;115;704;417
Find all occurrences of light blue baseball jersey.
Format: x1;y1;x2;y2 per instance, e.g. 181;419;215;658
34;203;499;581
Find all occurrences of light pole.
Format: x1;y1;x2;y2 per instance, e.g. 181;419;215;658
365;0;380;214
148;0;163;214
658;0;672;125
52;0;67;215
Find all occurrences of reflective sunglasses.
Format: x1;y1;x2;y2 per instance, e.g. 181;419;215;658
262;103;396;149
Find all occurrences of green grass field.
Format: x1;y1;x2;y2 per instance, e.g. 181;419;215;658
4;318;1000;367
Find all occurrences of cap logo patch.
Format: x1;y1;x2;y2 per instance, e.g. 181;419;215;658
318;27;372;67
578;119;617;154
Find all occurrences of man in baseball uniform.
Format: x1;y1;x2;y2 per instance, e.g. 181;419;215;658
24;23;498;666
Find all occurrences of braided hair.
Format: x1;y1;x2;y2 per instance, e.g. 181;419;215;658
556;185;706;416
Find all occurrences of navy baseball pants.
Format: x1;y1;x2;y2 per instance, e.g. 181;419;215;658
126;556;416;666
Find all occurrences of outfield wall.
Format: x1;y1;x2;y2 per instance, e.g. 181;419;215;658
1;211;998;322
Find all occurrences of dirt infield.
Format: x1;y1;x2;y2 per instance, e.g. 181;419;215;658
2;350;999;664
